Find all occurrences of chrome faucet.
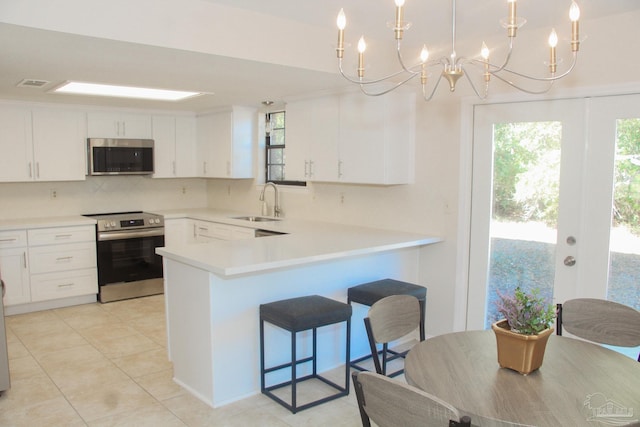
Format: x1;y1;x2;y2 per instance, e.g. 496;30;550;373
259;182;281;217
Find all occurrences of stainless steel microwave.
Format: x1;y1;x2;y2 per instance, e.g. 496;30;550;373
87;138;154;175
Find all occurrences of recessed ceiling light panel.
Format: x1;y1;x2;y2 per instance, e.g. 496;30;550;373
51;81;202;101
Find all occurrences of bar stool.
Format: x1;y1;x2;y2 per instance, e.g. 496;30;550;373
259;295;352;414
347;278;426;372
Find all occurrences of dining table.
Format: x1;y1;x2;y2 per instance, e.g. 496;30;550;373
404;330;640;426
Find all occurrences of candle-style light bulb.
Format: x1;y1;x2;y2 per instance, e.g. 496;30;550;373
548;29;558;74
481;42;490;61
420;45;429;63
394;0;405;40
357;36;366;78
569;1;580;52
507;0;517;37
336;9;346;58
481;42;490;82
420;44;428;85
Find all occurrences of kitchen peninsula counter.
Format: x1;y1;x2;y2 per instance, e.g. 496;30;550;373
154;209;441;408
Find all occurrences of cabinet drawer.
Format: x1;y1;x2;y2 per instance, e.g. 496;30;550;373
28;226;95;246
28;242;96;274
0;230;27;248
30;268;98;302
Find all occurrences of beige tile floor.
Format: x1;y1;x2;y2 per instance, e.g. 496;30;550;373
0;294;386;427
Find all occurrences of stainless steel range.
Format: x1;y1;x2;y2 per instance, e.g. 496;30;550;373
84;211;164;303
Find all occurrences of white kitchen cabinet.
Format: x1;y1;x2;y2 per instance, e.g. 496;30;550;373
0;230;30;306
152;115;197;178
197;106;256;178
32;109;86;181
87;112;152;138
0;105;33;182
164;218;188;246
191;219;255;243
0;106;86;182
285;96;340;182
27;225;97;303
285;91;415;184
338;91;415;184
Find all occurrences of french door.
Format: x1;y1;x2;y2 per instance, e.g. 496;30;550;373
467;95;640;334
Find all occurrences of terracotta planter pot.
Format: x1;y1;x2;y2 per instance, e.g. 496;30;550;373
491;319;554;375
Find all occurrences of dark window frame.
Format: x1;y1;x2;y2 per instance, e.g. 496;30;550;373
265;111;306;187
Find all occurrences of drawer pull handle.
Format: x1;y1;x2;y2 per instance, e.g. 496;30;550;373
0;238;18;242
56;256;73;262
58;283;74;288
55;234;73;239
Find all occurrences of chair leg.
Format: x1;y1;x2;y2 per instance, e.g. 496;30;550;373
419;299;426;341
556;303;563;336
364;317;383;375
260;319;265;392
352;373;372;427
291;330;297;413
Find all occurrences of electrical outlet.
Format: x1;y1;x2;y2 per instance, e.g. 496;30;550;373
340;193;345;204
181;186;187;194
50;189;57;199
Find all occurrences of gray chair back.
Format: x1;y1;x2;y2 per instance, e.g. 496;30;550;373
367;294;421;344
352;371;470;427
558;298;640;349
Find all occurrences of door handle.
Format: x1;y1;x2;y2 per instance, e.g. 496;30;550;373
564;256;576;267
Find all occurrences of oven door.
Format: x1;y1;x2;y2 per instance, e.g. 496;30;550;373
96;229;164;286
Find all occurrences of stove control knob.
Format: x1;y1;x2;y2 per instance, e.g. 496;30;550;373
110;221;117;228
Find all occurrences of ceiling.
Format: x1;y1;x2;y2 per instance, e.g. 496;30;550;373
1;0;639;113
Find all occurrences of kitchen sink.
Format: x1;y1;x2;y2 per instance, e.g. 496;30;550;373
232;216;281;222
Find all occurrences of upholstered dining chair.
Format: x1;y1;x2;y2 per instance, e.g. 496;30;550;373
352;371;471;427
556;298;640;362
364;294;422;377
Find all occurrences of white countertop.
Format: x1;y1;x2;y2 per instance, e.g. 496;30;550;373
154;208;442;277
0;215;96;231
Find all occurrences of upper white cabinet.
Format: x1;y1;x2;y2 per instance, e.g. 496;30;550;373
32;109;87;181
152;115;197;178
338;91;415;184
286;96;340;182
0;105;32;182
197;106;256;178
87;112;152;138
285;91;415;184
0;105;86;182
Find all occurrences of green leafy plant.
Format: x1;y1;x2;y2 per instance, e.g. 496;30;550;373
495;287;555;335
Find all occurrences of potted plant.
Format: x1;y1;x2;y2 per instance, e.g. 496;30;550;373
491;287;556;375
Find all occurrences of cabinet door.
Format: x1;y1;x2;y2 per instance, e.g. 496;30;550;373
339;92;415;184
229;106;254;178
0;106;33;182
32;109;86;181
309;96;340;182
196;114;216;177
175;116;197;177
87;112;151;138
284;97;339;182
0;247;30;306
152;116;177;178
283;100;311;181
164;219;186;246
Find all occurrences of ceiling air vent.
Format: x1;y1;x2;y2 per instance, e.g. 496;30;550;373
16;79;50;88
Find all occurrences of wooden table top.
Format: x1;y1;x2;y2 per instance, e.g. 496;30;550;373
405;330;640;427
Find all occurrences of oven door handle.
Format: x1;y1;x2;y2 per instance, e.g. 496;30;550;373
98;228;165;241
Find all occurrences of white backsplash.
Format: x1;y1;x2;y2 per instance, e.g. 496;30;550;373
0;176;208;219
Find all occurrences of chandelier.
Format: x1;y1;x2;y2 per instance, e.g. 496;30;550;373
335;0;581;100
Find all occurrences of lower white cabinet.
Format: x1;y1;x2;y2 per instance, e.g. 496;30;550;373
192;219;255;242
30;268;97;303
0;230;30;306
0;225;98;309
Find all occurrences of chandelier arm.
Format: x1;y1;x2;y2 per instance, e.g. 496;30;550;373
490;72;556;95
460;65;489;99
468;52;578;83
421;74;446;101
358;73;419;97
339;58;417;86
